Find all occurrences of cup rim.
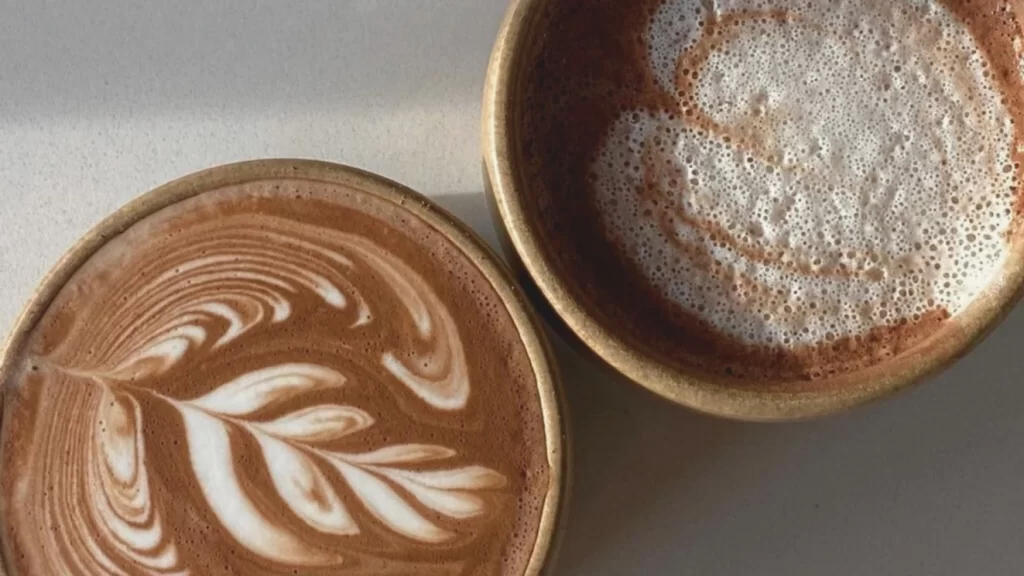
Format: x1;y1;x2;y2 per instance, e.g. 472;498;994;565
481;0;1024;421
0;158;568;575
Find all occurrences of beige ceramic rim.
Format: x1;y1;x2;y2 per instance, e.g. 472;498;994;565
481;0;1024;421
0;159;569;575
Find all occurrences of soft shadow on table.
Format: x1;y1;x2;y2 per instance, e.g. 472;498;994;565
439;190;1024;576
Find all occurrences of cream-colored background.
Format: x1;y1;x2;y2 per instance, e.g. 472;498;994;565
1;2;1021;574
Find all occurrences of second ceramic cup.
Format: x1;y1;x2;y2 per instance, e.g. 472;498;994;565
482;0;1024;420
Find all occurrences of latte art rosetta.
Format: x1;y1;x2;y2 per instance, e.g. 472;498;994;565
75;220;469;412
1;185;545;575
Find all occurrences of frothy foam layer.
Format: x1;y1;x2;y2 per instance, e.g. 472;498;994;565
0;180;548;575
520;0;1024;381
596;0;1016;347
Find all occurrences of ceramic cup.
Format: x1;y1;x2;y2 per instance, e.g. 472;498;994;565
0;159;569;575
481;0;1024;421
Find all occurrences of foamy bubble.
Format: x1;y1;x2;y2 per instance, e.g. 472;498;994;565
594;0;1018;347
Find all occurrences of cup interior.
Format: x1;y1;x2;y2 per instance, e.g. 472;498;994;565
483;0;1024;420
0;159;569;574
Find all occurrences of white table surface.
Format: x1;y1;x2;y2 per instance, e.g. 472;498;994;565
1;2;1022;574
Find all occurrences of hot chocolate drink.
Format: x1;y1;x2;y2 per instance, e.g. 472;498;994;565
0;165;557;575
519;0;1024;384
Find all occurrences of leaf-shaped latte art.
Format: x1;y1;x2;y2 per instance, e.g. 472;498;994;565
381;476;490;520
344;444;457;465
190;363;347;416
255;404;375;442
330;459;454;543
371;465;507;520
254;434;358;536
382;466;508;491
178;403;342;566
343;237;470;411
7;376;189;574
169;364;505;556
7;202;520;574
105;324;207;380
92;390;186;573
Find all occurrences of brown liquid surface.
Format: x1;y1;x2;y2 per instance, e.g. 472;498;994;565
519;0;1024;386
0;179;549;575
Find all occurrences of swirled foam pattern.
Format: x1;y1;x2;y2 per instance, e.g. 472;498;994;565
0;180;548;575
521;0;1024;382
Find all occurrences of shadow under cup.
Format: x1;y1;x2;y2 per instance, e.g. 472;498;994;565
481;0;1024;421
0;159;568;575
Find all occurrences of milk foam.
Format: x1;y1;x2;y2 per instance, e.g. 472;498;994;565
593;0;1019;347
1;183;544;575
